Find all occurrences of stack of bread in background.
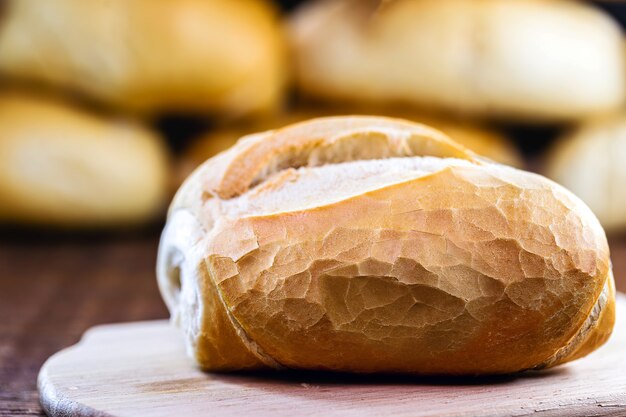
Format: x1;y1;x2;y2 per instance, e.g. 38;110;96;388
1;0;625;233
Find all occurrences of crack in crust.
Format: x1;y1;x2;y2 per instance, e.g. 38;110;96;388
205;255;285;370
198;116;478;200
534;273;614;370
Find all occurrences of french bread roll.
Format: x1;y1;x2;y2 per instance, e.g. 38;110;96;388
158;116;613;375
546;114;626;233
290;0;625;122
0;93;168;227
0;0;286;117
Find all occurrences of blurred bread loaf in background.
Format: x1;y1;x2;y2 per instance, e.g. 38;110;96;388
546;115;626;232
1;0;625;232
0;93;169;227
0;0;287;117
290;0;625;122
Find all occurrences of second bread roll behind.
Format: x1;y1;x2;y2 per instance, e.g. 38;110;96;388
290;0;625;122
0;0;286;117
158;116;613;375
546;115;626;232
0;93;169;227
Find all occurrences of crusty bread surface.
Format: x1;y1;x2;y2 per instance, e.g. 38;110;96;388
158;116;613;374
180;109;522;185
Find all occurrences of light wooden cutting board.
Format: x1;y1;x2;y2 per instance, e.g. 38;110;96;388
38;296;626;417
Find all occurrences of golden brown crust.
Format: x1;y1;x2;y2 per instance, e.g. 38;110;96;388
206;166;609;374
195;262;269;370
564;275;615;362
178;110;522;185
539;273;615;368
195;116;476;200
159;116;613;374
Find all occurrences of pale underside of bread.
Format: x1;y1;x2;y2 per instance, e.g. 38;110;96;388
158;116;613;374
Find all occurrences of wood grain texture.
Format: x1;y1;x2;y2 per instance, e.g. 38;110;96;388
38;297;626;417
0;233;168;417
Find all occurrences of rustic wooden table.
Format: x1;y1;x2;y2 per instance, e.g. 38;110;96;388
2;231;626;416
0;231;168;416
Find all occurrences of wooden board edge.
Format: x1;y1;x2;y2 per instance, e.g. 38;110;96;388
38;364;114;417
37;321;170;417
37;297;626;417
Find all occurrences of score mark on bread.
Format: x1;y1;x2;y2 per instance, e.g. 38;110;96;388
158;116;614;375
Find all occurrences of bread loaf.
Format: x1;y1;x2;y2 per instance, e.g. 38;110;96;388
0;93;168;227
290;0;625;122
546;114;626;232
158;116;613;374
0;0;286;117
